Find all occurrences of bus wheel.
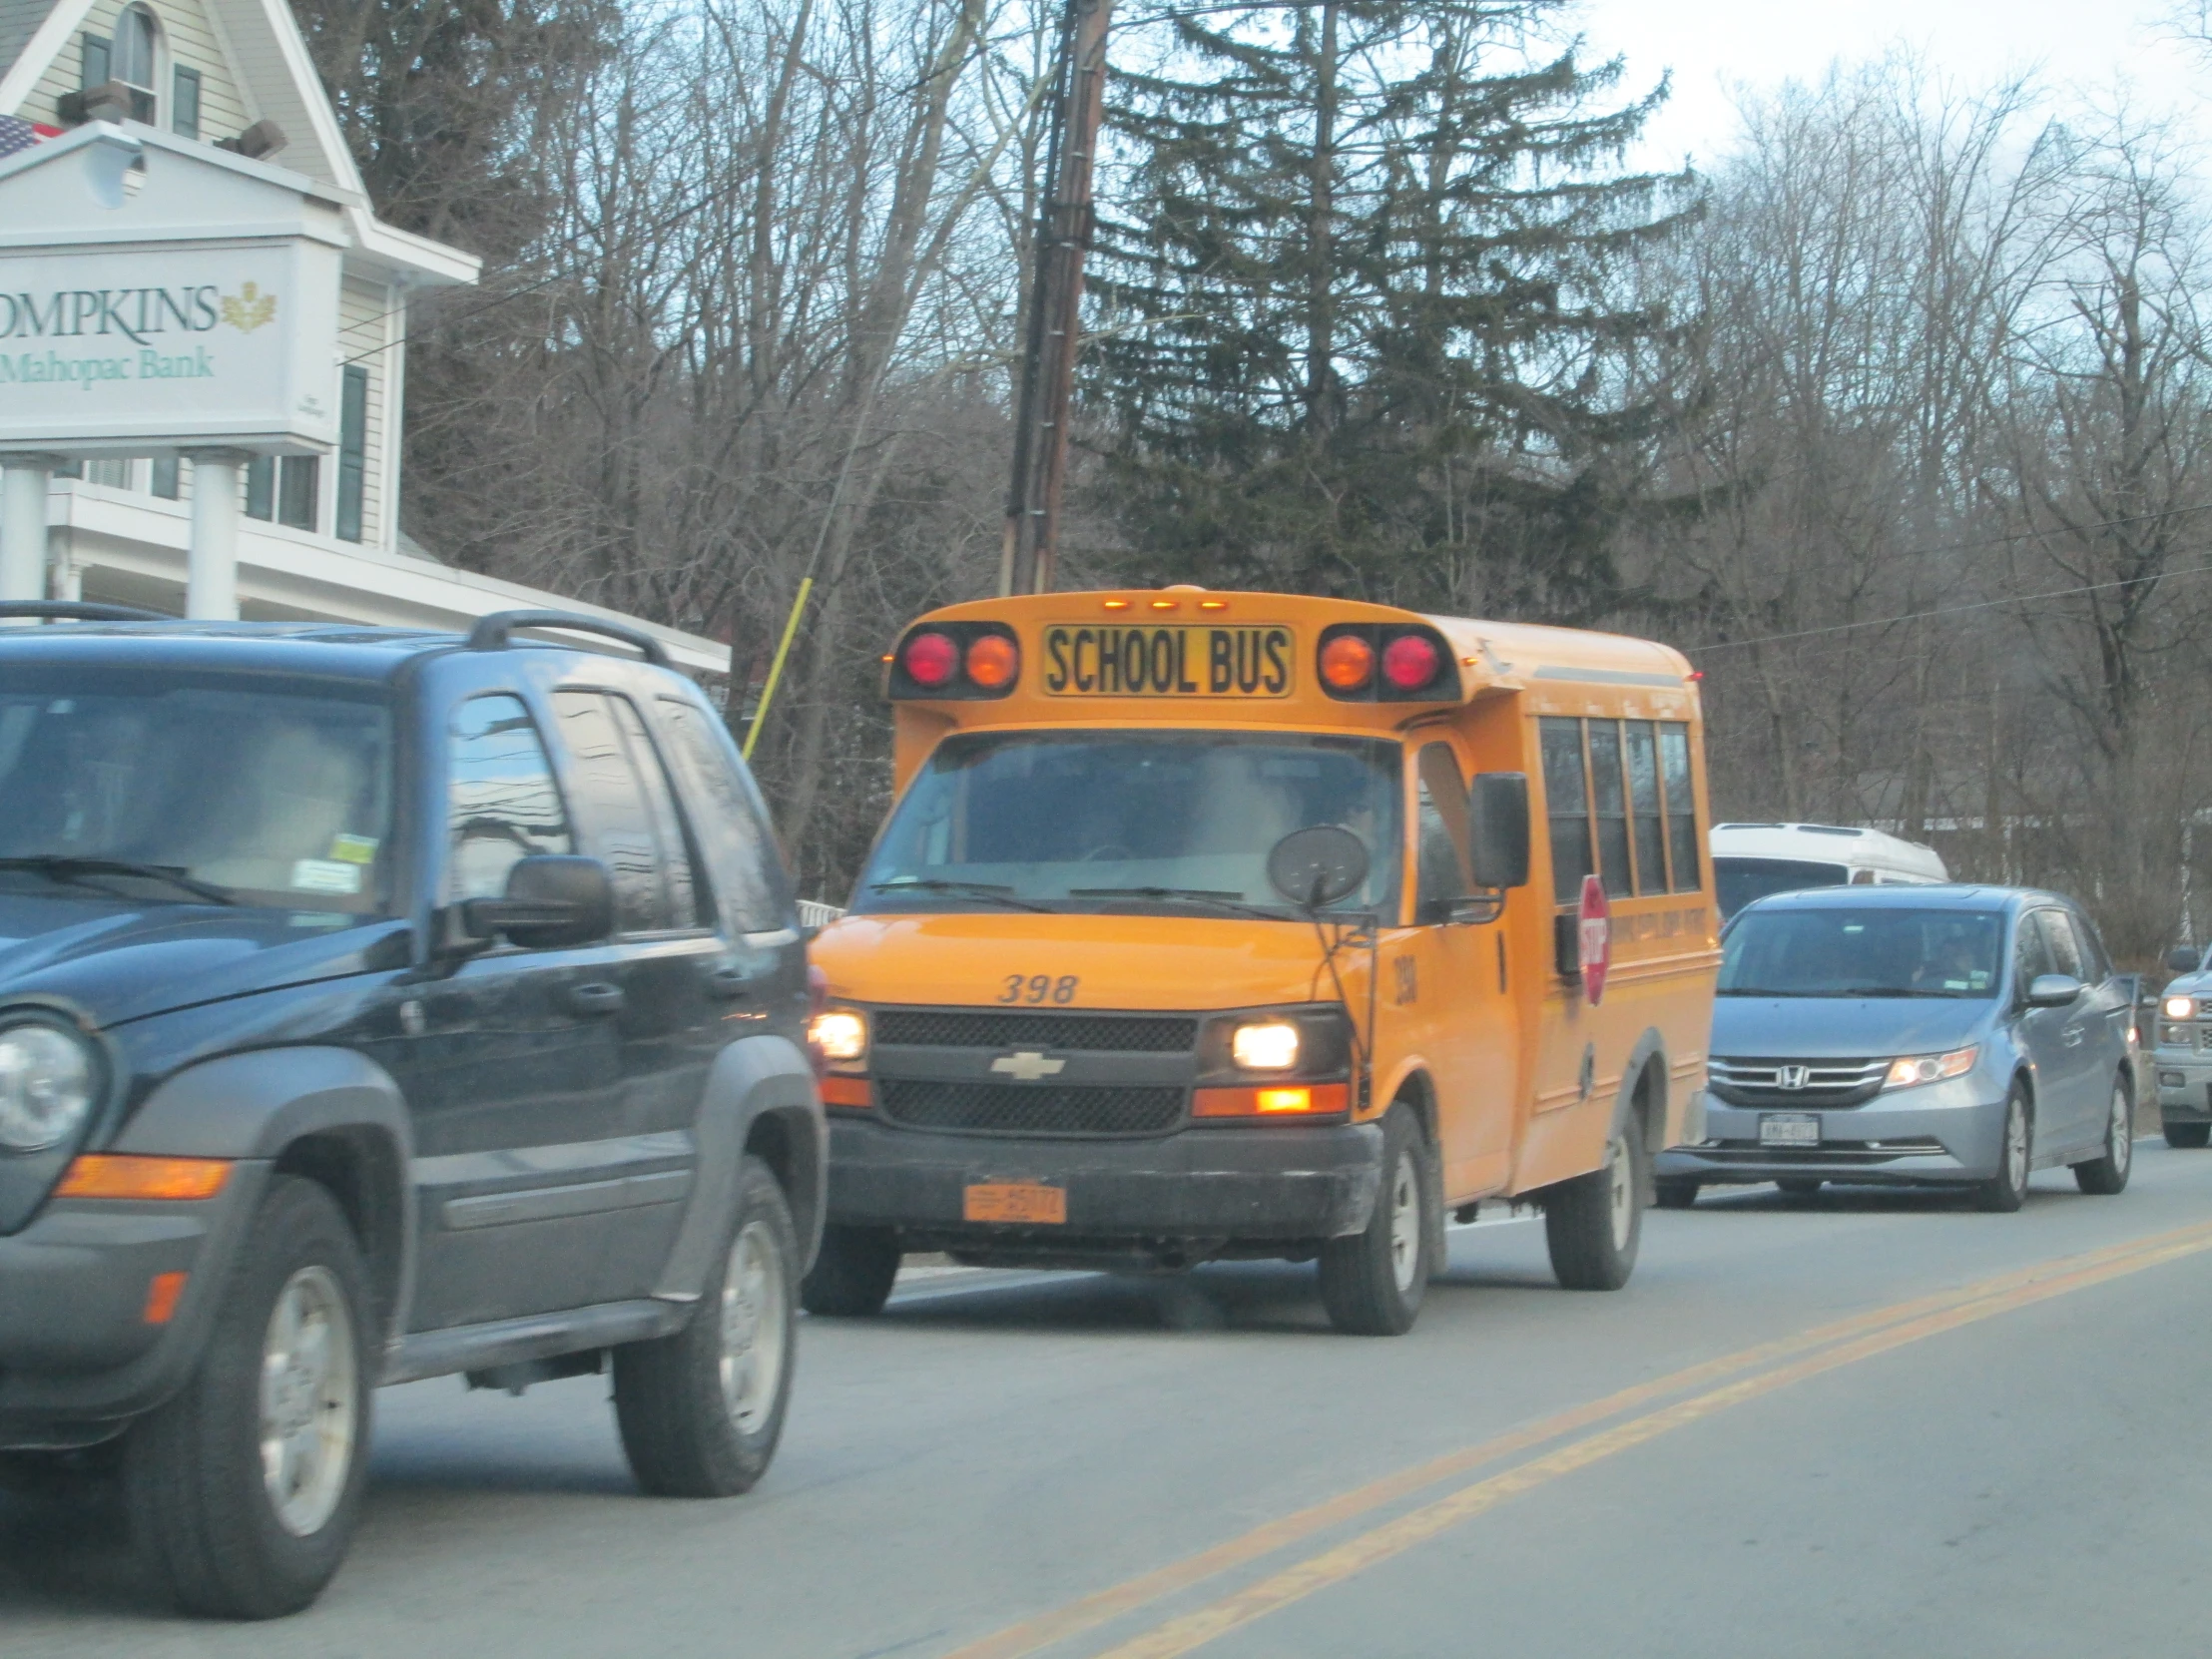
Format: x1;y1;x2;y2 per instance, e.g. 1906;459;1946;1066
1546;1116;1644;1292
800;1225;901;1317
1320;1107;1429;1336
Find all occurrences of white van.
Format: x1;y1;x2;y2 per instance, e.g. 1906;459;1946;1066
1711;823;1948;921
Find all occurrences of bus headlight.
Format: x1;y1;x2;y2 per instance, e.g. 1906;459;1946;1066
1231;1021;1301;1070
810;1008;868;1066
0;1021;98;1153
1883;1045;1977;1091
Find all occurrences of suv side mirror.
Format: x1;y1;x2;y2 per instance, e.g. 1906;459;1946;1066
1467;773;1531;891
2026;971;2084;1009
461;855;615;950
2168;946;2201;974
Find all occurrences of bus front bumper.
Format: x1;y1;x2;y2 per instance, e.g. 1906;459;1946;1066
825;1117;1383;1260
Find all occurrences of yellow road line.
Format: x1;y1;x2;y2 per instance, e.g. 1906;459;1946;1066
1091;1224;2212;1659
941;1219;2212;1659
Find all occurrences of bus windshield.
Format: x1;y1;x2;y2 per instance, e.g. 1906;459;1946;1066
853;730;1401;918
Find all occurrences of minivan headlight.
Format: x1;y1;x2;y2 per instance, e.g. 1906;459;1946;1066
0;1021;98;1152
1884;1045;1978;1091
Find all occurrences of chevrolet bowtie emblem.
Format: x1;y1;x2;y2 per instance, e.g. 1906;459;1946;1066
990;1050;1065;1082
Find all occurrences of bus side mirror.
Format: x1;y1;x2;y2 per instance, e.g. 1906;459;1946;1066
1468;773;1531;891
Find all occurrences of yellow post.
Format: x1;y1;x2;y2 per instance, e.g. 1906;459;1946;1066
743;576;813;761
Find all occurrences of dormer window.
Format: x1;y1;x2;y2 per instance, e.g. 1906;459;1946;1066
78;6;159;124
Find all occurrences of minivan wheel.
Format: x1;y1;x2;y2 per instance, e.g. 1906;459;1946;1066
2074;1077;2134;1195
1546;1115;1645;1292
800;1224;901;1318
1975;1087;2032;1213
614;1156;798;1497
1319;1106;1429;1336
123;1177;371;1620
2164;1119;2211;1149
1654;1179;1700;1210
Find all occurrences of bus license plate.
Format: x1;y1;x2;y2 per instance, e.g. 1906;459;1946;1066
964;1181;1067;1224
1760;1113;1820;1147
1040;625;1294;698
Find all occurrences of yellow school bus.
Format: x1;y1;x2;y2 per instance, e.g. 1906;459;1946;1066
804;588;1718;1334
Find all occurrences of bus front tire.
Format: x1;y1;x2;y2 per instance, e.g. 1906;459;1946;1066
1320;1107;1430;1336
1545;1116;1645;1292
800;1224;901;1318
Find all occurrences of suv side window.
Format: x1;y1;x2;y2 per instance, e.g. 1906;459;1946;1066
446;694;573;901
608;694;708;929
551;689;695;934
657;698;785;932
1414;743;1469;922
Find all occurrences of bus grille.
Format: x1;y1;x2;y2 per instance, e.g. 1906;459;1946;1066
872;1010;1198;1053
878;1080;1185;1136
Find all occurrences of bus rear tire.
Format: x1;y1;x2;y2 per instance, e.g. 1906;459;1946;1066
1546;1117;1644;1292
800;1224;901;1317
1320;1107;1429;1336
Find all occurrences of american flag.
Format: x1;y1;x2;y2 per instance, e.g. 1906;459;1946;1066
0;115;60;161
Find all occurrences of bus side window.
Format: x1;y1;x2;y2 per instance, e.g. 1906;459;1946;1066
1414;742;1470;922
1625;721;1667;892
1540;718;1592;904
1588;721;1632;898
1658;723;1701;892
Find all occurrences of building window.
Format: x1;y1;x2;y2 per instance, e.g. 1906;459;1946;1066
151;456;180;498
246;456;319;530
76;7;162;124
335;366;367;542
173;66;200;140
245;455;273;519
86;458;133;489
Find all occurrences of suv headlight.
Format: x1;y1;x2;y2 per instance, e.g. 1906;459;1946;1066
1883;1045;1978;1091
0;1020;98;1152
2165;994;2197;1020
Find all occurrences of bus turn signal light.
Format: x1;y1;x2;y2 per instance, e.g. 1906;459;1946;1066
1319;635;1375;692
964;634;1019;689
57;1155;233;1202
901;631;959;688
1193;1083;1350;1118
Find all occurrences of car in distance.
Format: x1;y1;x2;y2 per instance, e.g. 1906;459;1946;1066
2153;943;2212;1146
0;605;823;1618
1654;885;2137;1210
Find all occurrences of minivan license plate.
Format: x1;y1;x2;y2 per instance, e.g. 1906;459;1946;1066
1760;1113;1820;1147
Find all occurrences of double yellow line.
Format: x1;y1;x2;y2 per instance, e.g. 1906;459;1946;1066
943;1218;2212;1659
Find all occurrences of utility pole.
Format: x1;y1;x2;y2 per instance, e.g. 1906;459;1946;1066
999;0;1114;596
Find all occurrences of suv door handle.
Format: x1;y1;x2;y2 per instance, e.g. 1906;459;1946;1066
705;966;755;1001
567;981;626;1016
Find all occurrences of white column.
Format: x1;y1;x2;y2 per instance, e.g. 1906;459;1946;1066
0;456;58;603
185;449;250;621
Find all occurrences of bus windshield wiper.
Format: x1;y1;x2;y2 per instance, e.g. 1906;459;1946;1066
0;855;238;906
1067;885;1283;919
868;877;1055;913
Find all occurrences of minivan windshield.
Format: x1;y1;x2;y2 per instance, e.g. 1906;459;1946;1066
1715;855;1851;919
1720;906;2004;998
0;667;395;917
853;730;1400;918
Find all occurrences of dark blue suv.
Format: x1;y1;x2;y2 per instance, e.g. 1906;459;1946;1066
0;605;822;1617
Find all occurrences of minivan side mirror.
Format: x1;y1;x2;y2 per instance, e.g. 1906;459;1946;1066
460;854;616;950
1467;773;1531;891
2025;971;2085;1009
2168;946;2201;974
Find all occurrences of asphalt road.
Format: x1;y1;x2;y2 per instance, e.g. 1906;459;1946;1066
9;1143;2212;1656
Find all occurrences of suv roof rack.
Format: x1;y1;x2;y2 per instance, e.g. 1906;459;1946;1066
465;609;673;669
0;601;173;623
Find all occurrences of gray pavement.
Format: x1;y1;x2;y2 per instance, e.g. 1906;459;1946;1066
7;1145;2212;1656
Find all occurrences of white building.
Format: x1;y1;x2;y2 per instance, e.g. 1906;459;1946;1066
0;0;726;671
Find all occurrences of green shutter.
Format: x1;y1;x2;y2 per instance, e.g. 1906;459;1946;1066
335;367;367;541
244;456;274;520
80;33;110;89
173;66;201;140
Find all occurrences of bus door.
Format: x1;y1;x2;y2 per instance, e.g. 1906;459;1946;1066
1386;739;1518;1199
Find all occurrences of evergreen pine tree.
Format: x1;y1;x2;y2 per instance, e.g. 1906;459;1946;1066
1089;0;1691;617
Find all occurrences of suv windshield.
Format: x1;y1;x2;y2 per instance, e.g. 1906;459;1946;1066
0;667;395;917
1715;855;1851;919
1721;905;2003;998
853;730;1401;917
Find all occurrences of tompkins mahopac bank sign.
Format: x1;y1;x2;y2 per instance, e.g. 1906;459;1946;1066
0;126;343;458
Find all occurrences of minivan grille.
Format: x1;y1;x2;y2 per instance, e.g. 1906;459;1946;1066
872;1010;1198;1053
878;1080;1185;1137
1709;1057;1889;1109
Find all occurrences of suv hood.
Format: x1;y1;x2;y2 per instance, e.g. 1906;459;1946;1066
1712;994;1990;1060
812;910;1354;1012
0;888;401;1028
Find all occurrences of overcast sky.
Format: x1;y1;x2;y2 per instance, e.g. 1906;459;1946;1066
1565;0;2210;169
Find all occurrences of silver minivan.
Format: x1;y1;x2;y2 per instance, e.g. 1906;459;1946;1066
1655;885;2139;1209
